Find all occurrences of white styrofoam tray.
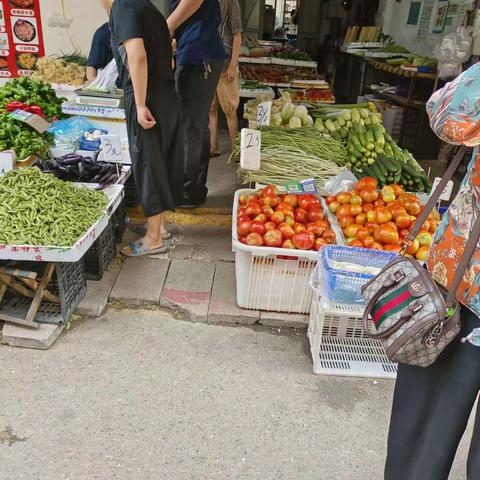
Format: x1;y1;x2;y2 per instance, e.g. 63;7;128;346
0;184;124;263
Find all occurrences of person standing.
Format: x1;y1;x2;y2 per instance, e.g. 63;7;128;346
208;0;242;157
384;63;480;479
168;0;226;208
100;0;183;256
86;22;113;82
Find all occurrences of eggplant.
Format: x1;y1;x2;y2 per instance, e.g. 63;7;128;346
96;173;119;190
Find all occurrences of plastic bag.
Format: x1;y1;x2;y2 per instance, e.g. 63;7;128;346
434;27;472;80
85;59;118;93
47;116;97;149
324;170;358;195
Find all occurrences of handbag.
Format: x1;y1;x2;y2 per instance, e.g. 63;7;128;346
361;146;480;367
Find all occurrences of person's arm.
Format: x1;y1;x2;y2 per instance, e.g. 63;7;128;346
225;32;241;82
86;66;97;82
167;0;204;36
123;38;156;130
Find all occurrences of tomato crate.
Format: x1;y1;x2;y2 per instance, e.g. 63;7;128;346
233;188;318;313
308;296;397;379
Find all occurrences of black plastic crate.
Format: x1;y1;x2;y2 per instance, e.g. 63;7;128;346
124;175;139;207
112;197;127;243
84;220;117;281
0;260;86;325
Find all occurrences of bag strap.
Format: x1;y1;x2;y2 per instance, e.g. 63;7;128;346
405;146;480;307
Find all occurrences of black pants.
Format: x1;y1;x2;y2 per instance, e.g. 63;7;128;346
175;60;223;203
385;306;480;480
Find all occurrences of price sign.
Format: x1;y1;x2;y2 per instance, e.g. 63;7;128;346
0;151;15;176
431;177;454;202
240;129;261;170
101;134;123;162
256;101;272;126
285;178;318;195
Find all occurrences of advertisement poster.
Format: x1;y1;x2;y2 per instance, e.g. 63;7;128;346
0;0;45;78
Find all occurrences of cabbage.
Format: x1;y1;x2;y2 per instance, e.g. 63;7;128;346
271;113;283;126
294;105;308;119
289;116;302;129
314;117;324;132
303;115;314;127
281;91;292;102
281;102;295;122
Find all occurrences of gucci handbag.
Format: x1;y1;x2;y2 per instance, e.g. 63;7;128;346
361;146;479;367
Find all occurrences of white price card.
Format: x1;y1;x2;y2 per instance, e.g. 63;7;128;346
256;101;272;126
240;128;261;170
431;177;454;202
101;134;123;162
0;150;15;176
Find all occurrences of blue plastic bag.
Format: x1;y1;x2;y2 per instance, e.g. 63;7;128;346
47;116;98;149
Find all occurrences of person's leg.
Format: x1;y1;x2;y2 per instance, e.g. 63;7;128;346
385;307;480;480
467;400;480;478
226;112;239;147
217;67;240;149
209;91;220;156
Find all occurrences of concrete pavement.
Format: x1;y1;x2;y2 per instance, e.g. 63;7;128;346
0;309;471;480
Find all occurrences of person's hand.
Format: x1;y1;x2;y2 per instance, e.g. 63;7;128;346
225;64;238;83
136;104;156;129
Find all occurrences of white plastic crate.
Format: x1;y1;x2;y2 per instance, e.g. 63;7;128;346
308;297;397;379
233;188;318;313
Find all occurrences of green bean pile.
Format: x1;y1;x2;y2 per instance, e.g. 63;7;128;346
0;168;108;247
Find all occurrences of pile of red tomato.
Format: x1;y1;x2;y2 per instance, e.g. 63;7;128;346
326;177;440;261
236;185;336;251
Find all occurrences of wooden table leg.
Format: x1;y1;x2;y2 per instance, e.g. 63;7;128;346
24;263;55;324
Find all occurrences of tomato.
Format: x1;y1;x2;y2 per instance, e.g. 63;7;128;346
383;244;402;253
263;195;280;208
313;238;328;251
294;208;309;224
416;246;430;261
298;195;316;210
399;193;419;203
356;177;378;191
282;239;295;249
356;213;367;225
246;232;264;246
403;199;421;216
350;194;363;206
362;236;375;248
265;221;276;232
284;194;298;208
322;229;336;244
360;188;379;203
251;220;266;235
261;206;274;219
278;223;295;239
390;184;405;197
389;206;408;220
376;208;393;224
362;203;374;213
399;229;410;240
365;222;378;234
381;185;395;198
237;214;250;224
375;225;399;245
370;242;384;250
406;239;419;255
308;207;325;223
348;239;364;248
325;196;337;206
306;222;325;237
271;211;285;225
239;236;247;244
417;232;433;246
262;185;279;197
254;214;267;224
349;204;362;217
344;224;363;238
395;213;411;229
294;223;306;233
429;220;439;234
285;215;295;227
329;201;340;214
431;209;441;222
239;193;249;206
238;207;247;217
337;192;352;205
276;201;294;213
245;202;262;219
385;221;398;230
420;220;431;233
248;193;261;204
264;229;283;247
355;227;369;241
292;230;315;250
336;204;351;219
340;216;355;229
237;218;252;237
366;210;377;223
374;199;386;209
308;198;322;210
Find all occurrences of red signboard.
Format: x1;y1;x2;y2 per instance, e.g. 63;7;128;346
0;0;45;78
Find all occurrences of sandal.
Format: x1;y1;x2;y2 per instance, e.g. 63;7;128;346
130;224;172;240
121;238;168;257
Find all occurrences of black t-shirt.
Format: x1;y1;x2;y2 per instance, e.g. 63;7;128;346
109;0;173;90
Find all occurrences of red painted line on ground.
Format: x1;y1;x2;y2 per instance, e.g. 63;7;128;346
162;288;210;305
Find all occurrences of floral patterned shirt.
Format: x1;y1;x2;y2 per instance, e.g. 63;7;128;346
426;63;480;317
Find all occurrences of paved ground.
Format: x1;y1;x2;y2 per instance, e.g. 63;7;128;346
0;309;471;480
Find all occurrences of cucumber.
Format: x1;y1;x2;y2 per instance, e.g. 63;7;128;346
375;158;388;177
394;172;402;184
370;162;386;185
365;130;375;144
400;160;423;178
350;134;361;147
381;155;400;174
348;145;363;159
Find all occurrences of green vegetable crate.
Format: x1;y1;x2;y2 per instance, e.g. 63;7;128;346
0;259;86;325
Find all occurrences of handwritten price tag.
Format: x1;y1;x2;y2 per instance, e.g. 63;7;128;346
0;151;14;176
256;101;272;126
240;128;261;170
101;134;122;162
431;177;453;202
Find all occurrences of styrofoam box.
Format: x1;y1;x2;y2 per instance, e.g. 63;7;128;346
233;188;319;313
308;296;397;379
0;184;124;263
